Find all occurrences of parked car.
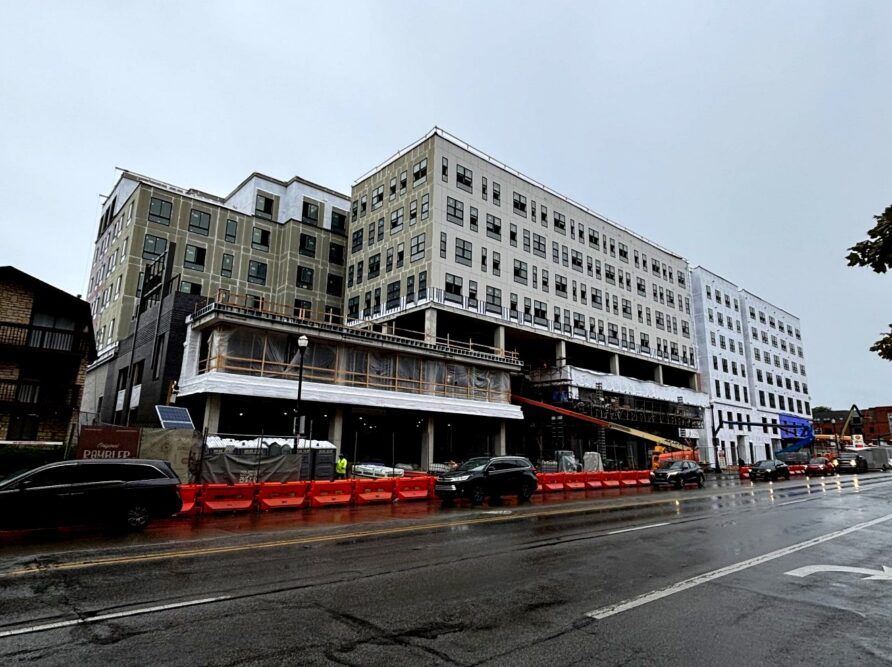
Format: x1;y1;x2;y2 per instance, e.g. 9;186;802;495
748;460;791;481
435;456;538;505
805;457;836;477
0;459;182;531
836;452;869;474
649;460;705;489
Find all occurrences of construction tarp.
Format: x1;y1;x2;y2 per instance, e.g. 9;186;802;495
200;451;307;484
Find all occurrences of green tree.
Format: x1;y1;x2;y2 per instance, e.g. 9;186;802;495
847;204;892;360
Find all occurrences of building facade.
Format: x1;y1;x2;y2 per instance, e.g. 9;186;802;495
0;267;95;443
691;267;812;465
344;129;704;467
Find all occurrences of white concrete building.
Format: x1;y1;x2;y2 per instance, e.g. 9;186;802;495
691;267;812;465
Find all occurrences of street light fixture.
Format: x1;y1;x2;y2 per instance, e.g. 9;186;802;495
294;335;309;448
831;417;840;460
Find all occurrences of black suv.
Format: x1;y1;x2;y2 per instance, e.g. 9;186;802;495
435;456;538;505
0;459;182;531
748;459;791;481
650;460;705;489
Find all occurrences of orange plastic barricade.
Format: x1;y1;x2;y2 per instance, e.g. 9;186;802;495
739;466;750;479
355;477;395;504
538;472;565;493
584;472;604;489
620;471;639;488
199;483;257;513
309;480;354;507
177;484;202;515
634;470;651;487
256;481;310;510
790;465;806;476
601;472;621;488
564;472;586;491
395;476;431;502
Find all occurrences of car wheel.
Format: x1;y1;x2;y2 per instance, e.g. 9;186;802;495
124;504;151;531
518;481;535;503
674;478;683;490
784;472;791;480
697;475;704;488
470;484;486;506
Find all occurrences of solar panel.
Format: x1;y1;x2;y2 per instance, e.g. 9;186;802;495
155;405;195;430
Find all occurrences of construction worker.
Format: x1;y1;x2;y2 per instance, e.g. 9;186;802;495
335;453;348;480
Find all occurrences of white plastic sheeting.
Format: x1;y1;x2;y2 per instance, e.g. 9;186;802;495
568;367;710;407
178;372;524;419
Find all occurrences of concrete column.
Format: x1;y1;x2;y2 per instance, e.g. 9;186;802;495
420;415;435;470
493;325;506;355
610;353;621;375
329;407;344;453
688;373;699;391
424;308;437;344
494;421;507;456
653;364;664;384
203;394;221;434
555;340;567;368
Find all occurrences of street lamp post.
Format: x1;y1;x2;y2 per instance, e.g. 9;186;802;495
294;335;309;448
831;417;840;460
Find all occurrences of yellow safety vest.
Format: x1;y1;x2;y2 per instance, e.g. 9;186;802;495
336;458;347;474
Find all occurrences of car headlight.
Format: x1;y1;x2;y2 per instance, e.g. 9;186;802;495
450;475;470;482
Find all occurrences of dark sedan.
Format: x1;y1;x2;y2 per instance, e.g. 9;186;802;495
0;459;182;531
650;460;705;489
748;459;791;481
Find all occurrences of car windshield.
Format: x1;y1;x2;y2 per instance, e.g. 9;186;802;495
658;461;686;470
809;458;828;465
456;457;490;472
755;461;774;468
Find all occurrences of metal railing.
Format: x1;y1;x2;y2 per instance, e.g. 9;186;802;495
0;379;80;408
0;321;87;354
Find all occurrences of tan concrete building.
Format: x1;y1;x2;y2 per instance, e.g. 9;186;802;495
0;267;95;443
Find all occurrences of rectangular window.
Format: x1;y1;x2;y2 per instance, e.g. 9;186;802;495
396;242;404;268
445;273;463;301
442;157;449;181
225;219;238;242
456;164;473;191
492;251;500;277
368;253;381;278
252;227;270;251
148;197;172;225
513;192;527;216
255;193;274;220
513;259;528;284
421;193;430;220
351;229;364;253
142;235;167;261
179;281;201;295
413;158;427;185
386;280;401;307
510;223;518;247
455;237;473;266
377;218;384;241
447;197;464;225
390;207;404;230
532;233;546;258
485;285;502;312
386;247;393;272
553;211;566;232
331;210;347;235
184;244;206;271
329;243;344;265
371;186;384;210
327;273;344;297
294;299;311;318
348;296;359;318
410;233;426;261
189;209;211;236
247;260;267;285
299;233;317;257
389;177;397;199
296;266;314;290
482;177;488;200
302;200;319;226
440;231;447;258
486;214;501;240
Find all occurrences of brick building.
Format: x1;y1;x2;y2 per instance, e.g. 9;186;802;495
0;267;95;442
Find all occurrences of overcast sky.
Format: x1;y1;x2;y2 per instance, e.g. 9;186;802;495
1;1;889;409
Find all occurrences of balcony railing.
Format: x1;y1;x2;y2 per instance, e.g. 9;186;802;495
0;379;80;408
0;321;87;354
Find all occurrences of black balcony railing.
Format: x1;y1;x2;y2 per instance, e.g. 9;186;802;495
0;321;87;354
0;379;80;408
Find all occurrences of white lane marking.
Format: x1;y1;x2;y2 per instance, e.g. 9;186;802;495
606;522;669;535
0;596;231;639
786;564;892;580
777;498;813;506
585;511;892;620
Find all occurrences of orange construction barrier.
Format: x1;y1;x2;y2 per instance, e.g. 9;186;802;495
199;483;257;513
620;471;639;488
633;470;651;487
601;472;622;488
584;472;604;489
538;472;564;493
563;472;586;491
355;477;395;504
256;481;310;510
177;484;202;515
395;476;432;502
739;466;750;479
309;480;354;507
789;465;806;476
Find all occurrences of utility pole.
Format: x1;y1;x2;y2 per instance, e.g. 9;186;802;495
710;404;723;474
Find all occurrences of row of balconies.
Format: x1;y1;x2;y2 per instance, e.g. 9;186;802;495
0;321;89;355
0;379;81;409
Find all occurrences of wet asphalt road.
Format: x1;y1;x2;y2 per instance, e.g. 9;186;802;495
2;475;892;666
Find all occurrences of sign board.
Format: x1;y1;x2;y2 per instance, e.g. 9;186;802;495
155;405;195;430
852;434;865;448
678;428;701;439
76;426;140;459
